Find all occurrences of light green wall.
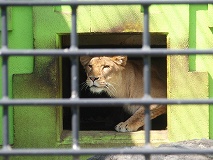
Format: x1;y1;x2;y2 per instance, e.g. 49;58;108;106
145;4;210;141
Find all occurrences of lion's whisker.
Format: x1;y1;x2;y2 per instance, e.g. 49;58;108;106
106;83;117;97
109;81;119;87
105;86;115;97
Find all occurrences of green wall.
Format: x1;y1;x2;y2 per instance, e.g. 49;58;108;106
0;6;34;144
189;4;213;138
147;4;210;141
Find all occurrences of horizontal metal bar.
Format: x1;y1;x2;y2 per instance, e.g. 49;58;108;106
0;147;213;156
0;98;212;106
0;48;213;56
0;0;212;6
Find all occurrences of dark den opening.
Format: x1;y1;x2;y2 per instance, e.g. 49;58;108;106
61;33;167;131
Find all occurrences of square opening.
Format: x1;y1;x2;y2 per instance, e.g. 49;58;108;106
61;33;167;131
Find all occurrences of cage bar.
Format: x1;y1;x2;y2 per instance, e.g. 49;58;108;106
0;0;212;6
1;6;11;160
1;98;213;106
1;48;213;56
142;6;151;160
0;147;212;156
70;6;80;159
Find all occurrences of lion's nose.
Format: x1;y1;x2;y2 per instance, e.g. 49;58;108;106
89;76;99;82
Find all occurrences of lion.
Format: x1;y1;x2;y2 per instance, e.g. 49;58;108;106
80;56;166;132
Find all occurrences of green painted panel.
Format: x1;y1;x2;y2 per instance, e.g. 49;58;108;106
168;55;209;142
189;4;213;139
13;56;60;150
189;4;208;71
0;6;34;144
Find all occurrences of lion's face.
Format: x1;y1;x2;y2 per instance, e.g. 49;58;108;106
80;56;127;96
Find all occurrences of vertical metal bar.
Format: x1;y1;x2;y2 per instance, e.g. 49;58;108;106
143;5;150;50
1;6;10;160
143;5;151;160
2;55;10;158
1;6;9;100
71;56;80;150
70;6;80;160
70;5;78;50
1;6;8;50
143;56;151;143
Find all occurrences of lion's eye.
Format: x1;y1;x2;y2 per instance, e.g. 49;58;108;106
88;65;92;68
103;65;110;69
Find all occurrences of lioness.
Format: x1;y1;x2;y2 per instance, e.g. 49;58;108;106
80;56;166;132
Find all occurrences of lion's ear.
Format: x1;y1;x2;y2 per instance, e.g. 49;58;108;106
111;56;127;66
80;56;92;66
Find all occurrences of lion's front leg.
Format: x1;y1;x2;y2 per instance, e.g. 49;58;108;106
115;104;166;132
115;108;145;132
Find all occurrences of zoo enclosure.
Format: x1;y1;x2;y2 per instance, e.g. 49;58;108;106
0;0;213;160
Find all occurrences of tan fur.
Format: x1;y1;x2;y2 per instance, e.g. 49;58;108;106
80;56;166;132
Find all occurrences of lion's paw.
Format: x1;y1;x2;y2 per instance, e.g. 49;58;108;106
115;122;136;132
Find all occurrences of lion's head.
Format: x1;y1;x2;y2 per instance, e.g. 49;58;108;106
80;56;127;96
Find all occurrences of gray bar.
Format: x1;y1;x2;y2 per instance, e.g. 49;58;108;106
1;98;213;106
71;56;80;151
143;6;151;160
1;6;8;50
0;147;213;156
144;56;151;147
1;48;213;56
0;0;212;6
70;5;78;50
70;5;80;156
1;7;11;158
142;5;150;50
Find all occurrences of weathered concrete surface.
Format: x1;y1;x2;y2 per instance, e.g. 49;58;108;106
88;139;213;160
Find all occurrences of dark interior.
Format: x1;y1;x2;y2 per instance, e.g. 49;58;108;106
61;33;167;131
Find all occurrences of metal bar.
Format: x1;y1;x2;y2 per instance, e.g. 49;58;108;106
1;6;8;50
1;5;9;145
71;56;80;151
0;147;213;156
70;6;80;157
142;6;151;160
71;56;80;156
70;5;78;50
1;98;213;106
1;6;8;99
71;56;80;152
1;48;213;56
0;0;212;6
142;5;150;50
1;6;10;160
143;57;151;97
